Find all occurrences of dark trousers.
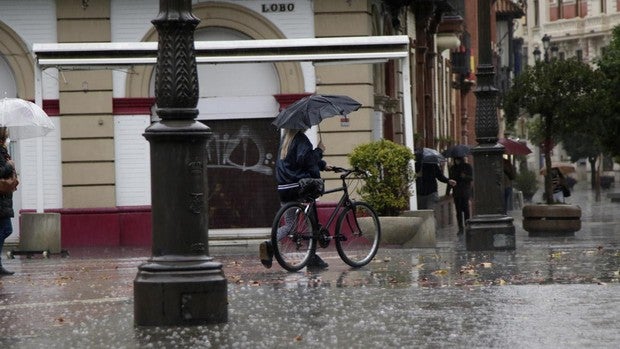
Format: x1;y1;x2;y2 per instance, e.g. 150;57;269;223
453;196;470;229
0;218;12;264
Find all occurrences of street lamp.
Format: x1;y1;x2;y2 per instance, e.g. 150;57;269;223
533;34;558;62
134;0;228;326
465;0;516;251
532;46;542;62
542;33;551;52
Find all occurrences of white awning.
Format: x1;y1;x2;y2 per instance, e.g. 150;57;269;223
33;36;410;68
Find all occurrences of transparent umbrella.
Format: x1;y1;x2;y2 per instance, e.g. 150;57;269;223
415;147;446;164
0;98;55;139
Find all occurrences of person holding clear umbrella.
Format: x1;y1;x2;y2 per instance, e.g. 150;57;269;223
415;148;456;211
0;127;17;275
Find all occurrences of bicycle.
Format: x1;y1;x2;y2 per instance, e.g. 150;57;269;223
271;167;381;272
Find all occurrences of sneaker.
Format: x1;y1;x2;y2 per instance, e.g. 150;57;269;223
259;241;273;269
306;254;328;269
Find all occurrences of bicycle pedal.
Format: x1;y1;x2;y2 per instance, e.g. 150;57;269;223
318;228;330;248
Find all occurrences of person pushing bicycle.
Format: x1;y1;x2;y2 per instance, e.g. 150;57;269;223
259;127;331;269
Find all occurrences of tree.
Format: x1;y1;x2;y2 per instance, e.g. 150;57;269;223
596;25;620;157
503;58;601;204
561;132;599;189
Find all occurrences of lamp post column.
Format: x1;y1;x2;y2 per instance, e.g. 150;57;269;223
134;0;228;326
465;0;516;251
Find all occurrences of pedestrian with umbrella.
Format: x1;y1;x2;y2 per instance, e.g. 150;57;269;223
0;98;55;275
446;156;473;234
415;148;455;211
259;94;361;270
0;127;18;275
502;158;516;213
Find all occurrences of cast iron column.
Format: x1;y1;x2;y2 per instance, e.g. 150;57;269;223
465;0;515;250
134;0;228;326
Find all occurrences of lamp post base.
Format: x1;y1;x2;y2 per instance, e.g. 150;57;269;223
134;256;228;326
465;214;515;251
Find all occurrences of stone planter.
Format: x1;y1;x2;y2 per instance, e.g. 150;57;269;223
372;210;436;248
522;204;581;236
18;212;62;253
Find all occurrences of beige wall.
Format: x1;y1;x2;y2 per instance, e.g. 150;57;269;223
314;0;376;197
57;0;114;208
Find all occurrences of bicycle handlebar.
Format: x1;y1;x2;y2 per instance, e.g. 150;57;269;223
328;166;370;178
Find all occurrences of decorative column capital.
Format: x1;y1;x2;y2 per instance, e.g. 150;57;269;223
152;0;200;120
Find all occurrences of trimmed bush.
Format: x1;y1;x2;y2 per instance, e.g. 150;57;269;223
349;140;414;216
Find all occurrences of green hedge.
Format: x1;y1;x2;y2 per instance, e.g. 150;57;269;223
349;140;414;216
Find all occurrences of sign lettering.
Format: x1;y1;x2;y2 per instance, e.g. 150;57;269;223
261;3;295;13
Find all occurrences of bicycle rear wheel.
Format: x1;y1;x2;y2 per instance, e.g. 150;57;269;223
335;202;381;267
271;202;316;272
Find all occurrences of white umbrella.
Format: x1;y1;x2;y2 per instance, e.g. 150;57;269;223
0;98;55;139
415;147;446;164
0;98;55;213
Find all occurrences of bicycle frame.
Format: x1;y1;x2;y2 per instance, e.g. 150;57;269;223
303;170;355;239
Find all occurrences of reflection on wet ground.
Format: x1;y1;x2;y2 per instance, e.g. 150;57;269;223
0;182;618;348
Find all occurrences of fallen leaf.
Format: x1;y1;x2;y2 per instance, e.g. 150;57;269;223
550;251;567;259
432;269;448;276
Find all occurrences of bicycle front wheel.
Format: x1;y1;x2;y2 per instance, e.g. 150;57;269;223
271;202;316;272
335;202;381;267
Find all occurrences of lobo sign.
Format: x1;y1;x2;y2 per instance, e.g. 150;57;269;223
261;3;295;13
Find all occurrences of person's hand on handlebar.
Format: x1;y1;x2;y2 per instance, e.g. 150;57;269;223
323;165;347;172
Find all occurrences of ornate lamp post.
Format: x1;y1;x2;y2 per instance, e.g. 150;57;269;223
134;0;227;326
533;34;558;63
465;0;515;251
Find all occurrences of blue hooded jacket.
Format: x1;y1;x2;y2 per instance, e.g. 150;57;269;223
276;132;326;185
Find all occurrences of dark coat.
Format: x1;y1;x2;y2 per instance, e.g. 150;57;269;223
415;161;450;196
275;132;326;202
276;132;326;185
447;161;473;198
0;146;15;218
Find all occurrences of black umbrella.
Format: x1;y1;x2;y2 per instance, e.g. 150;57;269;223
272;94;361;129
442;144;471;158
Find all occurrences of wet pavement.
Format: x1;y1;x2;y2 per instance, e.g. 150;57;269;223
0;182;619;348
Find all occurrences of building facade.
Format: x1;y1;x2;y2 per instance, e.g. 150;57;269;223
0;0;467;247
